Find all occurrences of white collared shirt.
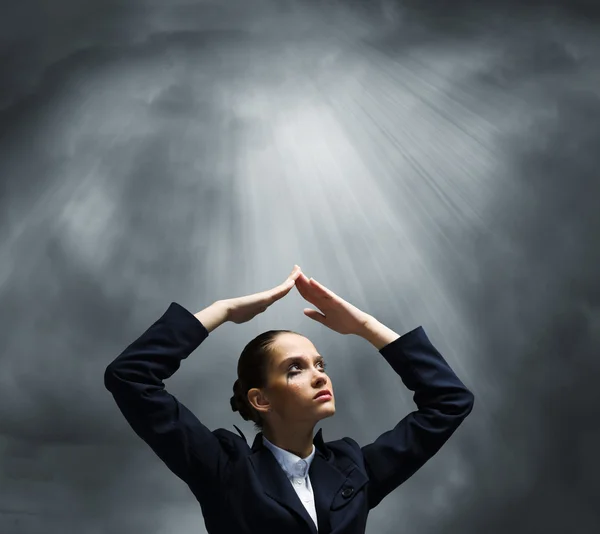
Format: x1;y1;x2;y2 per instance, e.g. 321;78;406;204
262;436;318;529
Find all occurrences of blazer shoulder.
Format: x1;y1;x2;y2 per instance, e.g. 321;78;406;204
322;436;365;471
212;427;250;458
339;436;365;464
322;435;362;454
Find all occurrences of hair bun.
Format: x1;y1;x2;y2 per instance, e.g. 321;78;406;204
230;379;241;412
230;394;238;412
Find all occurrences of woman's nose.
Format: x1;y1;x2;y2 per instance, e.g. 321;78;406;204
313;374;327;387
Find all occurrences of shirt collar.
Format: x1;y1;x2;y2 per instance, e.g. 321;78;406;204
262;435;316;479
248;428;330;461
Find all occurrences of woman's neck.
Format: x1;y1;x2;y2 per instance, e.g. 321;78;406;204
262;424;315;458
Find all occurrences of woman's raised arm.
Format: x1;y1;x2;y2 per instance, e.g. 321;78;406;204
292;273;474;509
104;301;229;491
104;266;302;491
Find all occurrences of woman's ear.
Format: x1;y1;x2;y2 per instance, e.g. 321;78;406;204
248;388;271;415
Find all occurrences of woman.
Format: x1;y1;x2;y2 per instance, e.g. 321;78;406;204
104;265;474;534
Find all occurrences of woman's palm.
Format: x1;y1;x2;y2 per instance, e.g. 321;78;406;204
223;266;301;324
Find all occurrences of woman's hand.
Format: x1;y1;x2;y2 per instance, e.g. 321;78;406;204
294;272;372;335
221;265;302;324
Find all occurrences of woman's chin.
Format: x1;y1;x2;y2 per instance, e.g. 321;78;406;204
316;406;336;420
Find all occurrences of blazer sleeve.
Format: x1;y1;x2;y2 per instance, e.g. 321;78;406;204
104;302;229;489
359;326;475;509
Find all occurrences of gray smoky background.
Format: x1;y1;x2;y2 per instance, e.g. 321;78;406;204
1;0;599;532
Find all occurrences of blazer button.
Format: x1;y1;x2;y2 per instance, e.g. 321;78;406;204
341;487;354;498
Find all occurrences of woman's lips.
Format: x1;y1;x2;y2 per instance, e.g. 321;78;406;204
314;394;332;401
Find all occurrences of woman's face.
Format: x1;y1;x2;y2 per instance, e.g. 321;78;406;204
252;333;335;424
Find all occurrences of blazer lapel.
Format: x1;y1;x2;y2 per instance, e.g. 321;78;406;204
248;429;351;534
310;429;367;534
249;433;319;534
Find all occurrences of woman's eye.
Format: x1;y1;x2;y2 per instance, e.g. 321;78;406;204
288;362;327;374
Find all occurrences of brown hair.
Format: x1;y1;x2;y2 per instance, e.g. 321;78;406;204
230;329;301;431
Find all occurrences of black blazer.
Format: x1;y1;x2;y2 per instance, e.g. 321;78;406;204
104;302;474;534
